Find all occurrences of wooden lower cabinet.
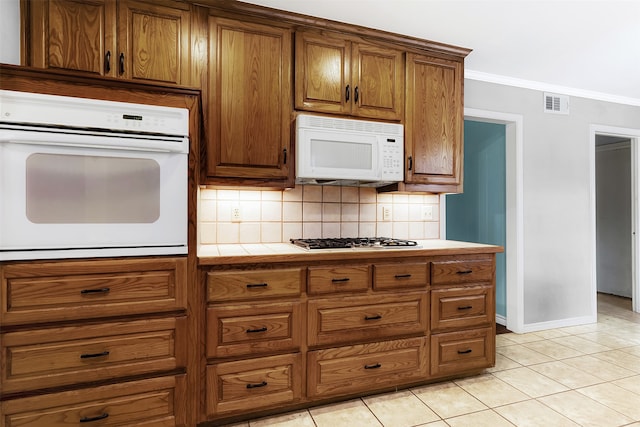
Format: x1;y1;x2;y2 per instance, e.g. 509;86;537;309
307;337;428;398
430;326;495;376
0;375;187;427
206;353;303;416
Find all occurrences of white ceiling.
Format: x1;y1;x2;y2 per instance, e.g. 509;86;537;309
241;0;640;106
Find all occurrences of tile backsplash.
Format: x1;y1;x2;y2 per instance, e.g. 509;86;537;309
199;185;440;244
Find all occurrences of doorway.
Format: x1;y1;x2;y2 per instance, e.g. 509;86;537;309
591;125;640;314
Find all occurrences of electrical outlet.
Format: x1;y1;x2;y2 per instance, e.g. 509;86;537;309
382;206;392;221
422;205;434;221
231;206;241;222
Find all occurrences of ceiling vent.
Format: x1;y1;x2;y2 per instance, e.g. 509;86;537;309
544;92;569;114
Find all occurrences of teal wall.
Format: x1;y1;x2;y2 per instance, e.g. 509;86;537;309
446;120;506;318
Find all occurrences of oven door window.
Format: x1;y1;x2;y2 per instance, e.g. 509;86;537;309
26;153;160;223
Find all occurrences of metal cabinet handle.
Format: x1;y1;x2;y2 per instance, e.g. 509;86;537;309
246;381;268;389
364;363;381;369
364;314;382;321
408;156;413;171
354;86;359;103
283;148;287;164
458;305;473;310
119;52;125;74
246;327;267;333
246;283;268;288
332;277;350;283
80;351;110;359
394;274;412;279
457;349;473;354
345;84;350;102
80;288;110;295
80;413;109;423
456;270;473;275
105;51;111;73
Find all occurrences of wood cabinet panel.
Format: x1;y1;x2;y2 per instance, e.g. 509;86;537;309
1;317;186;394
372;262;428;290
0;257;187;325
206;353;302;416
206;301;303;358
206;268;303;302
307;337;427;398
431;258;494;286
307;264;370;294
430;327;495;376
308;292;428;346
431;284;494;331
0;375;186;427
405;53;464;192
206;16;293;184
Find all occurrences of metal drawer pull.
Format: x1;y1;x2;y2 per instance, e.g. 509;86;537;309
332;277;350;283
80;288;110;294
80;413;109;423
456;270;473;275
458;305;473;310
394;274;412;279
364;314;382;321
80;351;110;359
457;349;473;354
246;283;268;288
364;363;382;369
246;381;268;389
246;327;267;333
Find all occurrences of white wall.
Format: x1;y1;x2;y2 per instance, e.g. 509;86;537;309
465;80;640;327
0;0;20;65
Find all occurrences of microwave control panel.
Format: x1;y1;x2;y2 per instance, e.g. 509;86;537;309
381;136;404;181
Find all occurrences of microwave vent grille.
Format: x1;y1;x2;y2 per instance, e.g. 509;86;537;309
300;114;403;136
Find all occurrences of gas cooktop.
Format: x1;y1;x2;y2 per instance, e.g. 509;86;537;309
290;237;420;250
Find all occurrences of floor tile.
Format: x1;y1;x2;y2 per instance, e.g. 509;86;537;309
527;360;604;388
454;374;530;407
309;399;382;427
411;381;487;419
495;399;579;427
579;331;638;349
562;354;637;381
576;382;640;419
613;374;640;394
414;422;449;427
497;344;554;365
498;332;545;344
549;335;612;354
492;366;569;397
496;334;519;348
362;390;440;426
249;410;315;427
522;339;585;359
445;409;514;427
590;349;640;373
539;390;634;427
485;353;522;373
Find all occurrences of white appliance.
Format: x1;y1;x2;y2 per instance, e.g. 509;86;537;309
295;114;404;187
0;90;189;261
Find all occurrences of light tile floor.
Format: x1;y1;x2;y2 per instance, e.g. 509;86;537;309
224;294;640;427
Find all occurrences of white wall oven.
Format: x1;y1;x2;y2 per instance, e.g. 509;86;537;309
0;90;189;261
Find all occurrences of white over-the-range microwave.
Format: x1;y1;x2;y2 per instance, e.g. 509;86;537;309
295;114;404;187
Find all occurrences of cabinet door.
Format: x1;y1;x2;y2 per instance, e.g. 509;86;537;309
405;53;464;192
27;0;117;76
117;0;191;85
207;17;293;183
351;42;404;120
295;31;351;115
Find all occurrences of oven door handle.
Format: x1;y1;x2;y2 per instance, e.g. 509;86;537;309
0;129;188;154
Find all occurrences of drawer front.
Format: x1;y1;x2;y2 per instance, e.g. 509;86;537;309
431;327;495;376
206;301;303;358
207;268;302;302
1;257;187;325
307;265;370;294
1;375;186;427
308;293;428;346
307;337;427;398
373;262;428;290
431;285;494;331
431;257;494;286
206;353;302;416
1;317;186;394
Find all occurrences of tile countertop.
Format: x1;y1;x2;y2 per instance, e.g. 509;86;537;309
198;240;503;266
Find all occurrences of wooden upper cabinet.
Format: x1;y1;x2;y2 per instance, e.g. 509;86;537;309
117;0;190;85
405;53;464;192
25;0;191;85
295;31;404;121
206;17;293;184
